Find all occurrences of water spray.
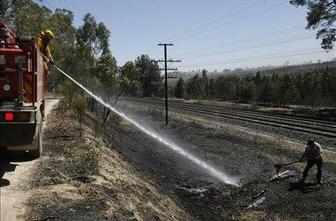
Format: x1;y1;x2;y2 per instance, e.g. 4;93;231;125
54;65;240;186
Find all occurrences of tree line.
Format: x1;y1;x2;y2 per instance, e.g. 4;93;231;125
1;0;164;100
118;58;336;107
1;0;116;93
173;67;336;107
2;0;335;108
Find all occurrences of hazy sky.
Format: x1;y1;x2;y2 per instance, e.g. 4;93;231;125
40;0;335;71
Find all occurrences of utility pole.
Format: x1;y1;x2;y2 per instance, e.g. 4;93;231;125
156;43;181;125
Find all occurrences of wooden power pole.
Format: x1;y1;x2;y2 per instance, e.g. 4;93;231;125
157;43;181;125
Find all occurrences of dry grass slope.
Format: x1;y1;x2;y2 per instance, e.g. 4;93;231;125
24;100;192;221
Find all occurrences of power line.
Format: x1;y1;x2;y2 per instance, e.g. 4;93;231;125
178;51;323;69
148;1;269;52
182;35;312;60
177;48;325;68
163;0;269;42
179;48;322;66
169;1;288;43
173;25;303;56
150;1;288;53
195;1;289;39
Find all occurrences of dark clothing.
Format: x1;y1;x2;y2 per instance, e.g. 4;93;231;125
302;158;323;183
301;141;322;160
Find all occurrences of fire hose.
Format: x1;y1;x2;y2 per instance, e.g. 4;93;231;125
274;161;300;174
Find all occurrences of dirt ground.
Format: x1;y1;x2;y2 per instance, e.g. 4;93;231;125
1;97;335;221
104;102;336;221
19;101;191;221
0;98;59;221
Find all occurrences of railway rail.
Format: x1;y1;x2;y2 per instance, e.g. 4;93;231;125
123;97;336;139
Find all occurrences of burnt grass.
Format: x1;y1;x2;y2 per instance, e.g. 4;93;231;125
104;105;336;221
25;103;193;221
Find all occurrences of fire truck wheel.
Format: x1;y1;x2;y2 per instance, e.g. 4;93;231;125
29;113;43;159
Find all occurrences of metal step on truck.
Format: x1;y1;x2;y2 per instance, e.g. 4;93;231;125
0;20;46;158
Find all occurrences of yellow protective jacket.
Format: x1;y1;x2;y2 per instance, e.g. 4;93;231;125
35;36;52;76
35;36;52;60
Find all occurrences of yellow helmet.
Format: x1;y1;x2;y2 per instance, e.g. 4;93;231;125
41;29;54;40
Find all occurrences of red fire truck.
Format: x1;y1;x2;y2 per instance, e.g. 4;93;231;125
0;21;45;158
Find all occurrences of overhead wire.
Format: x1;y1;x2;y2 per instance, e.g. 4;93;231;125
182;35;313;60
177;51;323;69
177;48;325;68
163;0;269;43
168;1;288;43
151;0;291;64
172;25;304;56
151;0;291;62
152;1;327;71
150;0;268;51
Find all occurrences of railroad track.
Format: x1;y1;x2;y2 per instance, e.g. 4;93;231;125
123;97;336;139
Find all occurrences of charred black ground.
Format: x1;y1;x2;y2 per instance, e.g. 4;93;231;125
105;101;336;221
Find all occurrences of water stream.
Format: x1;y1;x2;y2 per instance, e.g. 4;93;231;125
55;66;240;186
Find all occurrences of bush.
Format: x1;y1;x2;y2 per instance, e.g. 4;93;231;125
58;80;76;110
65;145;99;175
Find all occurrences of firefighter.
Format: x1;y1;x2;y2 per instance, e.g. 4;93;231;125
299;140;323;184
35;29;55;76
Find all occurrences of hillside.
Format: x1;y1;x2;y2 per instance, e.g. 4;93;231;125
170;60;336;81
21;98;192;221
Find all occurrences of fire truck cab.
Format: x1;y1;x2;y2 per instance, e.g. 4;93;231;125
0;21;45;158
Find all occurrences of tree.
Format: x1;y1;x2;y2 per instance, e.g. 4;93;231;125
46;9;76;90
320;71;330;105
175;77;185;98
270;78;282;106
290;0;336;49
213;76;239;101
76;13;112;57
120;61;140;95
73;13;119;93
258;78;272;103
135;55;161;96
328;68;336;105
238;79;257;102
0;0;12;20
96;22;110;55
201;69;209;99
186;74;203;98
278;74;296;105
209;78;215;98
92;53;118;93
2;0;52;35
76;14;97;50
254;71;262;86
2;0;122;104
294;74;305;104
302;72;320;106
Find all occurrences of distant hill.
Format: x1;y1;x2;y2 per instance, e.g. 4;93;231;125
170;60;336;82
